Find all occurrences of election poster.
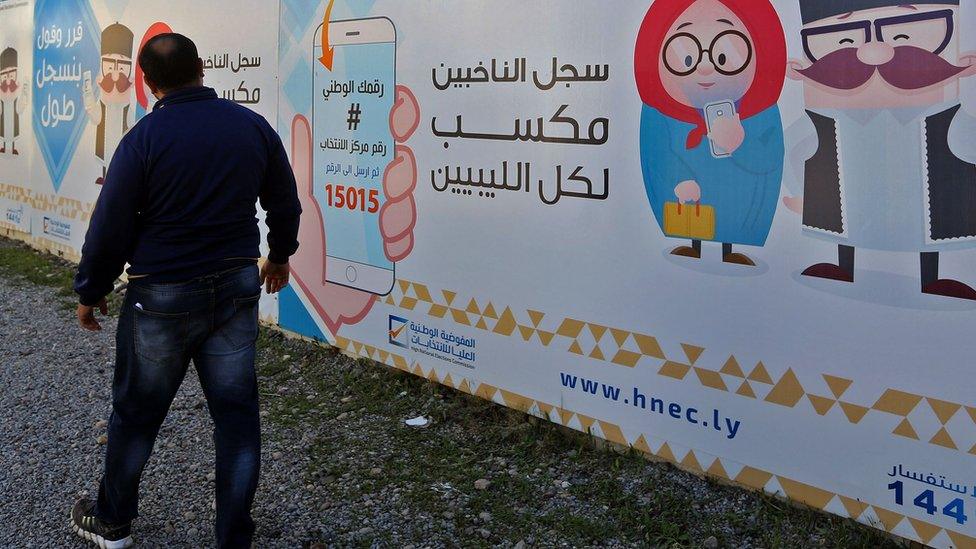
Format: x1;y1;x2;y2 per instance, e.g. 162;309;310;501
1;1;975;546
276;2;976;547
26;0;281;315
0;0;34;235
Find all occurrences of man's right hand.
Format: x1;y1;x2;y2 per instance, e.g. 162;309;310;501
77;299;108;331
260;260;290;294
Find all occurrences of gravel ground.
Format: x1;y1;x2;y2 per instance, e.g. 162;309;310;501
0;275;319;547
0;240;903;549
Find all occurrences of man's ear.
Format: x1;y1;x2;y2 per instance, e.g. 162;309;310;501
144;74;158;95
959;51;976;78
787;59;806;81
197;58;204;78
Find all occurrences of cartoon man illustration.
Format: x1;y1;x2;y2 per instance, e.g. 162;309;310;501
84;23;135;185
635;0;787;266
0;47;28;156
785;0;976;300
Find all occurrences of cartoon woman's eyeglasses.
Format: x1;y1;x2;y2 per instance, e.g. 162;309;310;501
663;30;754;77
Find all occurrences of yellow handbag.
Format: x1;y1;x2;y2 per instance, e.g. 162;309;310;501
663;201;716;240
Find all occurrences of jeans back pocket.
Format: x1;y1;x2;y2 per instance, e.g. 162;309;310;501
221;294;261;354
134;307;190;366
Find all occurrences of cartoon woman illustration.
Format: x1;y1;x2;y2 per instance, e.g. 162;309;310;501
635;0;786;266
134;22;173;121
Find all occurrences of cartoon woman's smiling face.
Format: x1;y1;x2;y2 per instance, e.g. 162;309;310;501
658;0;757;109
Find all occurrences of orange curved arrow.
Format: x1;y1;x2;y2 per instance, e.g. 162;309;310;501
319;0;336;71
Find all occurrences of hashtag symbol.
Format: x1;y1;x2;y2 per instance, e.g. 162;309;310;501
347;103;362;131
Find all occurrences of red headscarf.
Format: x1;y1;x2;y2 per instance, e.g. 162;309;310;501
135;22;173;109
634;0;786;149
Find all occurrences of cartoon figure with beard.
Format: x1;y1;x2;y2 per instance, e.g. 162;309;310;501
784;0;976;300
83;23;134;186
0;47;28;156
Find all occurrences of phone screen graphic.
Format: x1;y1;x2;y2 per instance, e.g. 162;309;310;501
312;20;395;295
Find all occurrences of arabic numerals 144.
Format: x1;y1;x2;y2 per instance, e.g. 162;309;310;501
888;481;968;525
324;184;380;214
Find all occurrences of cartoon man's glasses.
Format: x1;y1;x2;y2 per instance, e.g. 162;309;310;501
802;9;954;63
663;30;754;77
0;70;16;83
101;57;132;78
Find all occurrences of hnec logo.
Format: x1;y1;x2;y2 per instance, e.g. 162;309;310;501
5;205;23;225
42;216;70;240
388;315;409;349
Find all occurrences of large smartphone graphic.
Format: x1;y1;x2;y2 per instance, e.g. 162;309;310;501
312;18;396;295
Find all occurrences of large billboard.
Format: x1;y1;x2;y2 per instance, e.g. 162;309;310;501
3;1;976;546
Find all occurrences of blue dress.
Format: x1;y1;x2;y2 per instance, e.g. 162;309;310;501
639;105;785;247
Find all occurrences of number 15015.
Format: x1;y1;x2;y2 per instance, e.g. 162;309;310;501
324;184;380;213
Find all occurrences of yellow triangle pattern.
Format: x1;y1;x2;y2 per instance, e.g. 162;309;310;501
822;374;853;399
721;356;745;377
892;418;919;440
926;397;961;425
748;362;774;384
375;281;976;455
929;427;957;450
765;369;804;407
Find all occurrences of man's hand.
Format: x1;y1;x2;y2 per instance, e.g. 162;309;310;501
260;260;290;294
77;299;108;331
289;86;420;335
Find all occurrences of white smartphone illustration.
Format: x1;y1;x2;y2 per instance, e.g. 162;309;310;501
83;70;93;94
704;100;736;159
312;18;396;295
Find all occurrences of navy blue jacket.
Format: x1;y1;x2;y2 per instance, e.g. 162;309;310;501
74;87;301;306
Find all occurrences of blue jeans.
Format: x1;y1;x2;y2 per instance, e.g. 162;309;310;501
96;264;262;548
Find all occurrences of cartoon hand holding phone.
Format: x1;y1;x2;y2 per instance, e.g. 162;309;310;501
704;100;745;158
290;17;421;335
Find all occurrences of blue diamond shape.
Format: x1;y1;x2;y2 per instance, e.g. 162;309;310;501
282;55;312;115
348;0;377;16
282;0;319;44
33;0;100;192
99;0;132;17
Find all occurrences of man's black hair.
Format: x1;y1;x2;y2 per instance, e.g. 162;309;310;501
138;33;200;91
